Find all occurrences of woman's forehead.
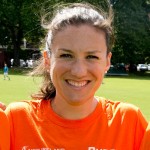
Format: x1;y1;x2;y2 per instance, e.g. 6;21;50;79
52;24;106;41
50;25;107;53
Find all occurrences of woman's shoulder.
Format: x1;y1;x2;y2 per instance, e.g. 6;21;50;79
5;99;51;122
96;96;141;117
5;99;43;114
96;96;147;128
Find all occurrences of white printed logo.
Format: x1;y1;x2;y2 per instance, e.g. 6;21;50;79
22;146;115;150
88;147;116;150
22;146;65;150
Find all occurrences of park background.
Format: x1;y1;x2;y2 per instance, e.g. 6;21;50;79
0;69;150;120
0;0;150;67
0;0;150;120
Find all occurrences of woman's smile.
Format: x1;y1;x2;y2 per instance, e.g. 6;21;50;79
66;79;90;88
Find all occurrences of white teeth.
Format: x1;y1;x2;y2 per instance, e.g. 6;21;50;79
67;80;87;87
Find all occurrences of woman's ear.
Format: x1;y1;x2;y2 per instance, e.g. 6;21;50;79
105;52;112;72
43;50;50;69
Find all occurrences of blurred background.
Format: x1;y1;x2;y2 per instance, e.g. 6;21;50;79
0;0;150;72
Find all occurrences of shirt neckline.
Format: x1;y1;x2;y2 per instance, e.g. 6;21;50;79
41;98;103;128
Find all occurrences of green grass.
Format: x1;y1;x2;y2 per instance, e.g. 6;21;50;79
96;75;150;120
0;68;150;120
0;68;41;104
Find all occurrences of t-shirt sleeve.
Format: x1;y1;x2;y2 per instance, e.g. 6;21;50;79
0;109;10;150
134;109;148;149
5;104;15;149
140;122;150;150
5;102;25;149
5;101;32;149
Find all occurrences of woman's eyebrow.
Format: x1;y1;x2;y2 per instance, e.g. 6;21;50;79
57;49;102;54
58;48;72;53
86;50;102;54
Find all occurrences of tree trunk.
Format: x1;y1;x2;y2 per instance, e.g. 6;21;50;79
10;26;23;66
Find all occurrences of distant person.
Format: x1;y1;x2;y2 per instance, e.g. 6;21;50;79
10;59;14;67
3;64;10;80
0;108;10;150
5;2;148;150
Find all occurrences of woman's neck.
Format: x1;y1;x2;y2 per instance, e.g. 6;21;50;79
50;97;98;120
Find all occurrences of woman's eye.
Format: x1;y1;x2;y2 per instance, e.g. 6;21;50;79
86;55;99;60
60;54;73;58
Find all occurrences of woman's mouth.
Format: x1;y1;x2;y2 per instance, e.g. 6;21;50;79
66;80;90;87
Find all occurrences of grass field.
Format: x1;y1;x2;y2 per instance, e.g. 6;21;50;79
0;68;150;120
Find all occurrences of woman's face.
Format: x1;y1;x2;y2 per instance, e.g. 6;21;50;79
49;25;111;105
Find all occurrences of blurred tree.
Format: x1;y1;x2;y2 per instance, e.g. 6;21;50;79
0;0;109;66
111;0;150;70
0;0;44;66
1;0;149;68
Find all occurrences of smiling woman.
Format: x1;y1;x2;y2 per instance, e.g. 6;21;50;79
5;2;148;150
49;25;111;110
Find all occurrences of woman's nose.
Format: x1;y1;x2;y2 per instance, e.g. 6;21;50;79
71;59;87;78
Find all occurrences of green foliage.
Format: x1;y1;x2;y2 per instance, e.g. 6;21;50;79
0;0;45;65
0;0;150;66
112;0;150;65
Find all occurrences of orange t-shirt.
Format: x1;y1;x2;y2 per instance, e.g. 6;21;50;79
0;109;10;150
5;97;147;150
140;122;150;150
